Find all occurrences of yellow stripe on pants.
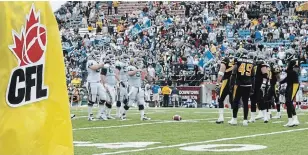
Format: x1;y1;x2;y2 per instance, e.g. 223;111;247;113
292;83;299;100
233;85;238;99
220;79;228;96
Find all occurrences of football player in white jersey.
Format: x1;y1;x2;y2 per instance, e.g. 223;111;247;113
86;50;107;121
115;54;130;118
121;57;151;121
101;54;119;119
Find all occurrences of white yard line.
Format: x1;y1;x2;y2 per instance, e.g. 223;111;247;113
73;118;218;131
272;121;284;124
96;127;308;155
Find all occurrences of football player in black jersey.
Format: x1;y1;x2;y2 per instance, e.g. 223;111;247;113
248;54;270;123
215;49;235;124
280;51;300;127
266;59;281;119
229;49;255;126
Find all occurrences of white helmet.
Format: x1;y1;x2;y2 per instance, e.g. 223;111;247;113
135;57;144;69
89;50;101;62
121;54;130;66
107;54;116;65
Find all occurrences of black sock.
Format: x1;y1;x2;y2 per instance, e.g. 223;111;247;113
243;103;248;120
233;102;239;118
277;103;281;112
286;102;293;118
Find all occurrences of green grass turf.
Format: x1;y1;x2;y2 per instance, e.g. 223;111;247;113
71;107;308;155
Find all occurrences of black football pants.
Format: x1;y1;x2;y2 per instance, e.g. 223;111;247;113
285;83;299;118
233;85;251;120
266;85;279;111
218;79;233;109
250;82;266;112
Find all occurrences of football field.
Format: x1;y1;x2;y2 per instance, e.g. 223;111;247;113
72;107;308;155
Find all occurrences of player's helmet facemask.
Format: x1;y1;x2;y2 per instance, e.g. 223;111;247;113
121;54;130;66
108;55;116;65
90;50;101;62
136;58;144;69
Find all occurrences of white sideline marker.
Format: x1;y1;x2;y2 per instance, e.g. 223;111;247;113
95;128;308;155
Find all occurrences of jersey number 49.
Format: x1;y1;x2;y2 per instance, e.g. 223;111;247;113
238;63;253;76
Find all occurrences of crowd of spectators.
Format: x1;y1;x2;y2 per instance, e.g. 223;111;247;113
55;1;308;104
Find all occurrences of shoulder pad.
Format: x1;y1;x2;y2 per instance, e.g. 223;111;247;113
221;57;229;64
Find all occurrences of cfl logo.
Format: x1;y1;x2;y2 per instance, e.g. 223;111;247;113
6;4;49;107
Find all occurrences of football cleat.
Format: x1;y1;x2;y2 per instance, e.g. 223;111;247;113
248;118;255;123
293;116;300;126
98;114;108;121
243;120;248;126
120;114;127;121
88;114;95;121
283;118;295;127
141;116;151;121
229;118;237;125
263;114;269;123
227;118;233;124
107;115;115;120
215;118;224;124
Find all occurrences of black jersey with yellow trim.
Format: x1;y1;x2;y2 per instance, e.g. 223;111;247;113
254;60;269;83
221;57;234;80
280;59;300;85
234;57;255;86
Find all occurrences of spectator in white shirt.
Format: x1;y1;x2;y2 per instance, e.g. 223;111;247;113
147;64;156;81
81;16;88;28
208;31;216;43
273;28;279;41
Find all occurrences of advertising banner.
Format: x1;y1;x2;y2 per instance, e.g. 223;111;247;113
177;86;201;104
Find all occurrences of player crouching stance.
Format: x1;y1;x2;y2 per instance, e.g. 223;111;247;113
229;49;255;126
280;51;300;127
86;50;107;121
120;57;151;121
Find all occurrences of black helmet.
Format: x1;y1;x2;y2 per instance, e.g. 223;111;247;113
238;48;248;58
285;49;296;62
248;51;256;60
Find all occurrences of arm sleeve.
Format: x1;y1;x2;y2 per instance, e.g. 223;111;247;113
101;68;107;76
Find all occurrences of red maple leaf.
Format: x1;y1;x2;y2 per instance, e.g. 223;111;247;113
9;4;40;66
25;6;39;34
11;34;28;66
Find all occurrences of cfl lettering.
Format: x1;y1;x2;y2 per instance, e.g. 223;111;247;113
6;64;48;107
